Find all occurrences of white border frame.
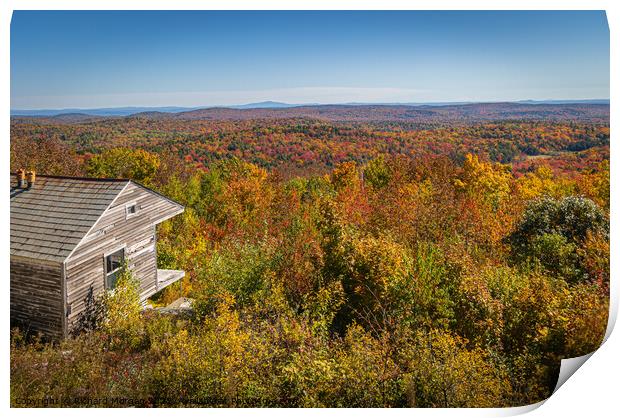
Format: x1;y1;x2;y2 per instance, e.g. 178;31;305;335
1;2;616;418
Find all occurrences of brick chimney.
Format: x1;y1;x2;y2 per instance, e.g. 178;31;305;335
26;170;36;188
16;169;26;188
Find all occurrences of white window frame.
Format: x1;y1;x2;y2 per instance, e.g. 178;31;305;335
103;245;126;290
125;201;139;220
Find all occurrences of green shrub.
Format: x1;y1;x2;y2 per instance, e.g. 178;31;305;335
507;196;608;282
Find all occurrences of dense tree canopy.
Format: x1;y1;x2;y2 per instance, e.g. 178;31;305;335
10;115;609;408
11;118;609;177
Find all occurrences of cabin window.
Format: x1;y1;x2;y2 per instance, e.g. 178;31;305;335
105;248;125;289
125;202;138;219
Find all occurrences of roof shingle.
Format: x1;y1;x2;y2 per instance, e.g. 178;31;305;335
10;175;129;263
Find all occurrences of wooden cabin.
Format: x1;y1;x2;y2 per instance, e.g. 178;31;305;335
10;171;185;339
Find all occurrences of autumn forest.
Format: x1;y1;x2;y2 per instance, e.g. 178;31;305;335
10;103;610;407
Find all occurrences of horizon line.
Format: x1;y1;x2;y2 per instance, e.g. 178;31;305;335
10;98;611;114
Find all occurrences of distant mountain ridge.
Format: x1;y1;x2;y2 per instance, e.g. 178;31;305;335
231;101;306;109
10;106;200;117
9;102;304;117
11;102;610;125
126;102;609;123
11;99;609;118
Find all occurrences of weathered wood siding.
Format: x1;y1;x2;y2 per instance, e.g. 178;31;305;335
64;182;183;332
10;256;64;340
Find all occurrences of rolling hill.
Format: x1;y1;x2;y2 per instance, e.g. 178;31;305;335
126;102;610;123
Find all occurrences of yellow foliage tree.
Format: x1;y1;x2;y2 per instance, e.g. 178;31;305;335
455;154;512;210
86;147;161;186
516;166;575;201
101;262;143;349
402;330;511;407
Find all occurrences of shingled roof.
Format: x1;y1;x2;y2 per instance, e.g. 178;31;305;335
10;175;130;263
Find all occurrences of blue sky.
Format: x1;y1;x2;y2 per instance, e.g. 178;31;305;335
10;10;609;109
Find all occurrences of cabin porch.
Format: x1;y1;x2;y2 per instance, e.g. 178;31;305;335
156;268;185;291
